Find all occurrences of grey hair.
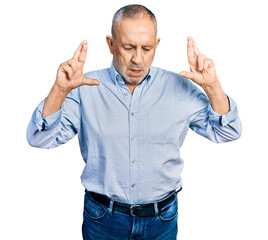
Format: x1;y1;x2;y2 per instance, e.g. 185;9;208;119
111;4;157;38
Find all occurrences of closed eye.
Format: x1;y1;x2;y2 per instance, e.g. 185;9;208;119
143;46;153;52
122;44;135;50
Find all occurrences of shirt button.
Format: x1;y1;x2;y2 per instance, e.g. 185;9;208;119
132;160;136;164
125;92;128;96
131;112;135;116
131;136;135;140
132;183;136;187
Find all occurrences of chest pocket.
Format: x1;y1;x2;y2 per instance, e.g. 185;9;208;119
148;109;187;146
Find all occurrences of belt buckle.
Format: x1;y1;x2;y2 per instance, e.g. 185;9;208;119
130;205;141;217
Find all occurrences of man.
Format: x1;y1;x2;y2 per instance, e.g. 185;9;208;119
26;4;241;240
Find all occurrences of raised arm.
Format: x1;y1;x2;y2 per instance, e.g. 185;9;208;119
179;36;241;143
27;41;100;148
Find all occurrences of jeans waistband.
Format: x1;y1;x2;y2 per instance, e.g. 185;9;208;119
85;187;182;217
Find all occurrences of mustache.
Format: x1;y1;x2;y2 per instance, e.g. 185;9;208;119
127;64;144;71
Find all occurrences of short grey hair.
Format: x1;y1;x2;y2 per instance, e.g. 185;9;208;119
111;4;157;39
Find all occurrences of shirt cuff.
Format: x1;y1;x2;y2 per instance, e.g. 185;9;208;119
31;99;62;131
208;95;239;127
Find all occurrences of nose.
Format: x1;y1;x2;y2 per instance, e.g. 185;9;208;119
131;48;142;65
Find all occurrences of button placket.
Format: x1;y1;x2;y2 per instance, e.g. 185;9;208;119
129;107;138;196
128;83;145;200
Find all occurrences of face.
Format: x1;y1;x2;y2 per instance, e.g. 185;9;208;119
106;17;160;85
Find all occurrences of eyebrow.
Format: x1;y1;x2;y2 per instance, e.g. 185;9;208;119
122;44;136;47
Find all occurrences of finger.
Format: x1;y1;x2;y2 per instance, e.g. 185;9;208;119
187;37;196;66
73;40;87;60
203;59;210;71
67;59;78;72
188;36;200;56
179;71;195;80
78;43;88;64
60;63;74;79
81;76;100;86
205;58;214;70
197;54;206;71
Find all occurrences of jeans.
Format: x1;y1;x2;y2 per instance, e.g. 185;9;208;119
82;190;178;240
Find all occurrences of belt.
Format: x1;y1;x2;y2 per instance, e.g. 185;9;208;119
87;189;181;217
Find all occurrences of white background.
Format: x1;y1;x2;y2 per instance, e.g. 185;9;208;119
0;0;267;239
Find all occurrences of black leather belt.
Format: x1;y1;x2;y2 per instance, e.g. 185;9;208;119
87;189;181;217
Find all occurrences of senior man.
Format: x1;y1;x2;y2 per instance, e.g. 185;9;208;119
27;4;241;240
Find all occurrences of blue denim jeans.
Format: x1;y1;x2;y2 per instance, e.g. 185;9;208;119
82;190;178;240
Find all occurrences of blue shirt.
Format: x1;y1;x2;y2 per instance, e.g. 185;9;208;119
26;63;242;204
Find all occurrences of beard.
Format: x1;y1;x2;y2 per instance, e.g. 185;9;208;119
115;60;149;85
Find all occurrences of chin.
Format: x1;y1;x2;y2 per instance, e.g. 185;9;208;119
127;75;147;84
126;78;143;85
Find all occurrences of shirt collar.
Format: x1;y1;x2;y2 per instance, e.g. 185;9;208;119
109;61;152;85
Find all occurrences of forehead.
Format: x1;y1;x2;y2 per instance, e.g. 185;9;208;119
116;17;156;44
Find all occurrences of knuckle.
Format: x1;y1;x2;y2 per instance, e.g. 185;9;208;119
68;59;77;70
69;58;75;64
61;62;69;69
59;62;65;68
199;53;205;59
72;61;77;69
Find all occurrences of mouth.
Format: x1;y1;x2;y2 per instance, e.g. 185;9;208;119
129;69;144;76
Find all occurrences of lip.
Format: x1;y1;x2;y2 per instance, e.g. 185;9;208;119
129;69;143;76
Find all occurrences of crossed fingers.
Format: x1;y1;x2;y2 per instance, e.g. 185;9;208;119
179;37;217;86
187;36;213;73
60;40;88;80
73;40;88;63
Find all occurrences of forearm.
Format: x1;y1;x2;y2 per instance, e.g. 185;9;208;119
42;84;69;118
202;80;229;115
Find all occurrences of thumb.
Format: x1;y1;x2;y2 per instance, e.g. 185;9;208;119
179;71;194;80
81;76;100;86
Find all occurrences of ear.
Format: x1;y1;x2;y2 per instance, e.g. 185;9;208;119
106;35;114;54
155;38;160;48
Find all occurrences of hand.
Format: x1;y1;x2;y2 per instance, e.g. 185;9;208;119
55;40;100;94
179;37;218;88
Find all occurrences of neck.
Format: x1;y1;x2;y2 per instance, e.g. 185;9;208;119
125;83;138;95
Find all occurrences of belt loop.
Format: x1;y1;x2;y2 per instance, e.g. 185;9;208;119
154;202;158;217
108;199;114;216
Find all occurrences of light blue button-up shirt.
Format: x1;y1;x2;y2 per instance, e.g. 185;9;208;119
26;63;242;204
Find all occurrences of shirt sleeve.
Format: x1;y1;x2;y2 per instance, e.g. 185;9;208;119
26;88;81;148
186;83;242;143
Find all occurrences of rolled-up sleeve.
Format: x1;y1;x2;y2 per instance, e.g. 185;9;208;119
26;88;80;148
188;91;242;143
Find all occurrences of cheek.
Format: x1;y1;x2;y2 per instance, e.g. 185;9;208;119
144;54;155;66
118;53;132;67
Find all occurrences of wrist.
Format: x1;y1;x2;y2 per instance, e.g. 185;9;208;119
42;84;68;118
202;79;229;115
201;79;222;97
52;83;70;97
